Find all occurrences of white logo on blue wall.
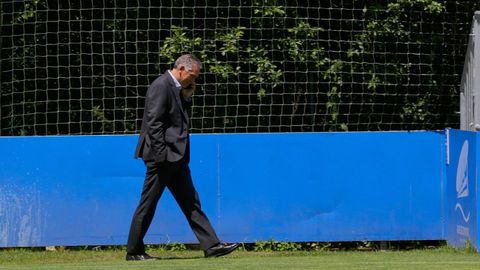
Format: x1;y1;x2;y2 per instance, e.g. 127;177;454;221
455;140;470;223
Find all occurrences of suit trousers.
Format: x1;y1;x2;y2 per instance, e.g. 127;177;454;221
126;159;220;254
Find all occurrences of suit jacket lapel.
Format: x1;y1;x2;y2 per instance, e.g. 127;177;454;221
175;90;189;121
165;71;189;121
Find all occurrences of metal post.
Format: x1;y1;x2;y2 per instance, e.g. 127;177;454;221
473;12;480;130
460;11;480;131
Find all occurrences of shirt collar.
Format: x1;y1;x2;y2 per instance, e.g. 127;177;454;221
167;70;182;89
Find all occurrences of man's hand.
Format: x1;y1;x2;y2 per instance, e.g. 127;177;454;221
182;82;196;99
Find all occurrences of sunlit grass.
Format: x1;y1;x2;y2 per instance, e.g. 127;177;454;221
1;246;480;270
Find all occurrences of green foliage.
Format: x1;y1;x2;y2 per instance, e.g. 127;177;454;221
286;21;325;62
253;0;285;16
92;106;107;122
388;0;445;13
209;64;240;81
160;26;203;63
401;96;430;122
206;27;245;81
288;21;324;38
248;48;282;99
145;243;187;251
342;0;447;130
216;27;246;55
465;240;478;253
166;243;187;251
14;0;46;23
254;240;302;252
322;59;345;130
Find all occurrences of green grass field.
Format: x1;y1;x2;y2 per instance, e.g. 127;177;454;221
1;246;480;270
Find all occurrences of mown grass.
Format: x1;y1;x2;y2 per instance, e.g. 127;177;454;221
1;246;480;270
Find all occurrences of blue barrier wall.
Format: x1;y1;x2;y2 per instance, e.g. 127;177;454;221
0;131;463;248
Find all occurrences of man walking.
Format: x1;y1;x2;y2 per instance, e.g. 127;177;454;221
126;54;239;260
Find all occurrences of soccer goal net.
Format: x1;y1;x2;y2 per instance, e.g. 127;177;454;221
0;1;474;135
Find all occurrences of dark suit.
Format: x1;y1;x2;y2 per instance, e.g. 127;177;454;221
127;71;220;254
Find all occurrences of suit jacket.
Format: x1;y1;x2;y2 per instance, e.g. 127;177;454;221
135;71;191;163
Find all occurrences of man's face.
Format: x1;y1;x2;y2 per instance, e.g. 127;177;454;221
179;63;200;88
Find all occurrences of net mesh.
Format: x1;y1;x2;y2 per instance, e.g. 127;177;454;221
0;0;476;135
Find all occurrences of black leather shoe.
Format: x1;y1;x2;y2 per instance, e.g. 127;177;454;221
204;242;240;258
125;253;159;261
